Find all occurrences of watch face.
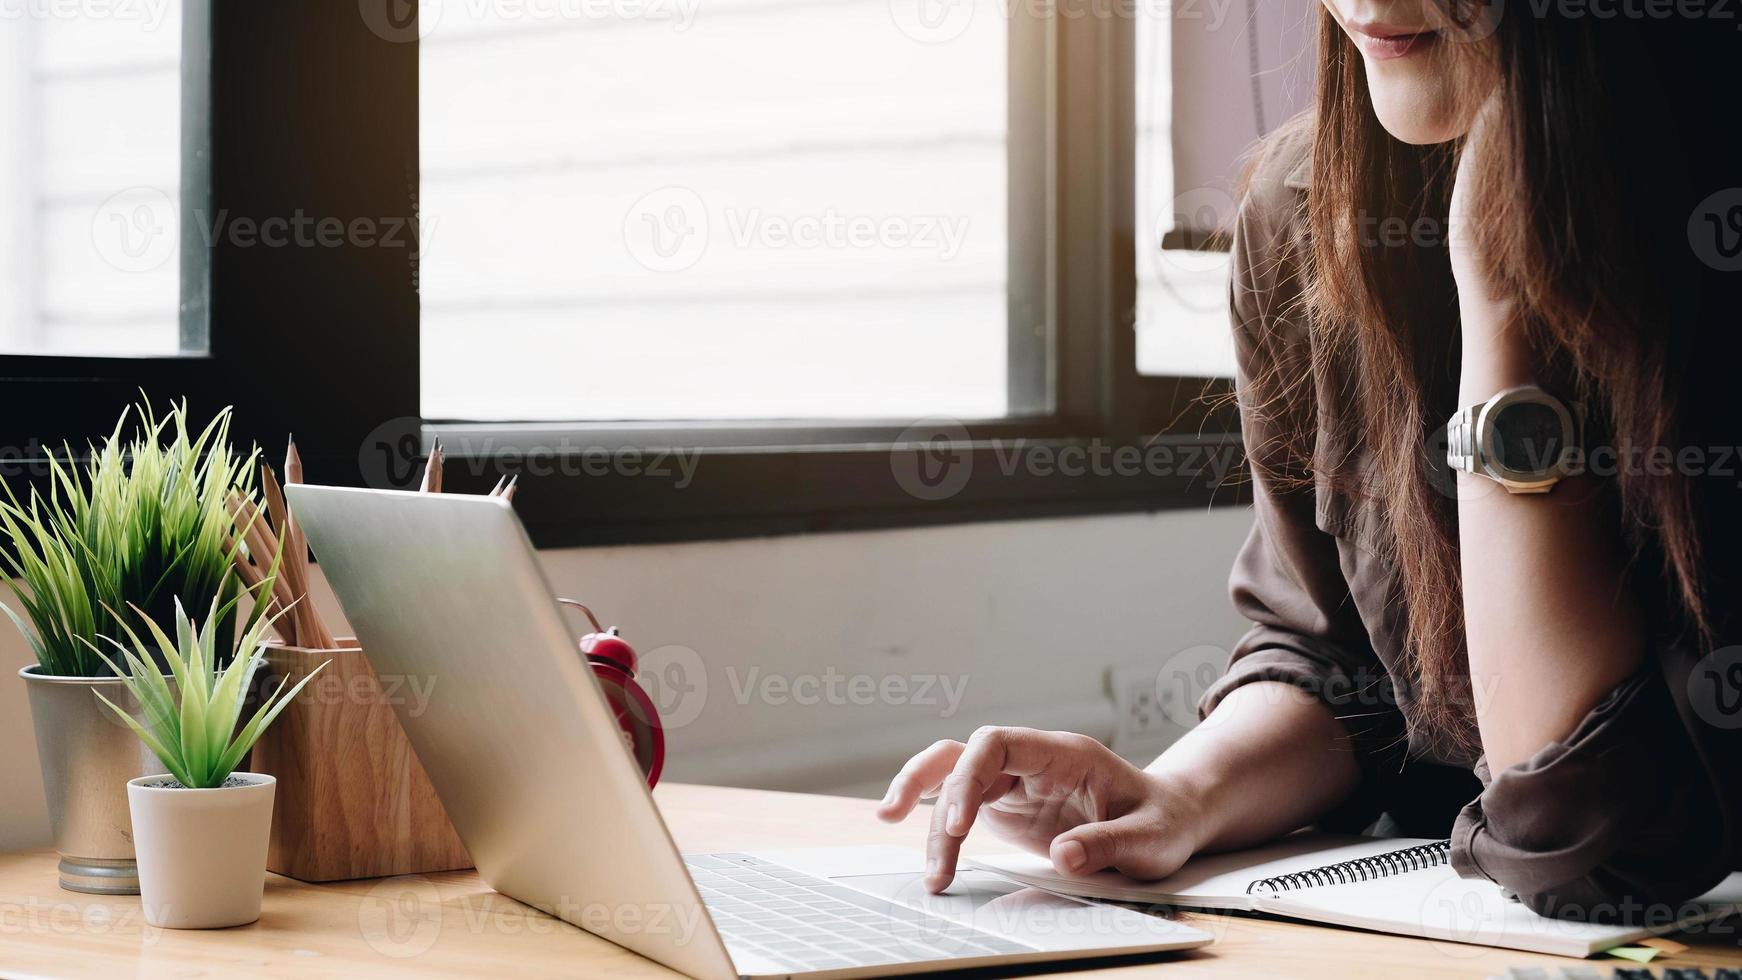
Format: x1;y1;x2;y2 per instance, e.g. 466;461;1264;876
1490;400;1566;473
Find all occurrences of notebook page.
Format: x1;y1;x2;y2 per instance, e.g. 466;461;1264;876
1255;866;1742;958
968;834;1444;911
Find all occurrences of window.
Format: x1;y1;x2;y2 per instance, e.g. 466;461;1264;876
1133;1;1229;380
1135;0;1313;381
0;1;193;356
419;0;1015;422
4;1;1250;546
1;3;417;480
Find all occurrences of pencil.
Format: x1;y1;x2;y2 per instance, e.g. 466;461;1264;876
285;436;304;485
260;463;290;541
420;441;443;493
227;494;299;639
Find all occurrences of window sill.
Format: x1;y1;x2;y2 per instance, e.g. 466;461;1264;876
413;423;1248;547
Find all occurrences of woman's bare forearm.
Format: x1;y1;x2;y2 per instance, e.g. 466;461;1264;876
1456;343;1646;772
1144;681;1361;854
1448;114;1648;773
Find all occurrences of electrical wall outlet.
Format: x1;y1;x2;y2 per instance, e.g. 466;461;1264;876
1105;646;1228;760
1106;662;1178;760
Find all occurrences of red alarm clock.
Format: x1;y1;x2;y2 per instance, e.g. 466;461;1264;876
558;598;666;787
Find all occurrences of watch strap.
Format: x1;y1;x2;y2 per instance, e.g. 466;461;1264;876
1445;404;1479;478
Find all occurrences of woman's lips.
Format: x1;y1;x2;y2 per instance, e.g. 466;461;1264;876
1352;26;1439;61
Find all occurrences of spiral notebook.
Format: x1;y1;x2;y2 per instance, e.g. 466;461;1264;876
969;834;1742;957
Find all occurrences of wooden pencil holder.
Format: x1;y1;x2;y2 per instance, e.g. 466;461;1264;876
249;639;472;882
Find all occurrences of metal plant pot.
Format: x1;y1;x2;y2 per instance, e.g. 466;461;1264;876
20;666;165;894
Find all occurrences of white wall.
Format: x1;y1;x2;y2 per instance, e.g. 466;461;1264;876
0;506;1253;851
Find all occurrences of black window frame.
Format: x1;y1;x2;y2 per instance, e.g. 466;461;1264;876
3;1;419;490
1;0;1243;549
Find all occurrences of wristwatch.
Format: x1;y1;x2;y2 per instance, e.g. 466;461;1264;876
1444;385;1584;494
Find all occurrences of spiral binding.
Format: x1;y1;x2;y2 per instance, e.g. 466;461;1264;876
1245;840;1452;895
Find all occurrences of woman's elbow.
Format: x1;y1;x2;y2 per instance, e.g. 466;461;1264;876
1509;864;1729;926
1454;796;1730;924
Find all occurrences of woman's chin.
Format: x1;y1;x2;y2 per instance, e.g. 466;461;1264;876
1366;82;1472;146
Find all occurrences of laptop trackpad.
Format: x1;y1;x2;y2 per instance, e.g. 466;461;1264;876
834;871;1179;953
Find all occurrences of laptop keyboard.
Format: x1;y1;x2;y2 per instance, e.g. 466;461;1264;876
685;852;1036;973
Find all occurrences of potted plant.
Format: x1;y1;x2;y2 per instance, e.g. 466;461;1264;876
94;598;325;929
1;401;258;894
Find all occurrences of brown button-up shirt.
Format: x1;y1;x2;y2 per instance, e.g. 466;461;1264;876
1198;118;1740;918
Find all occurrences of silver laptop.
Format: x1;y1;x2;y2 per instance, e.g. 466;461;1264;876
288;485;1212;979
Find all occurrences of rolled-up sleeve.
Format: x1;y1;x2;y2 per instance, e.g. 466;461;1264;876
1195;140;1410;809
1450;653;1731;919
1198;474;1412;805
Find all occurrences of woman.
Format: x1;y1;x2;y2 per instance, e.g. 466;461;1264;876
879;1;1742;918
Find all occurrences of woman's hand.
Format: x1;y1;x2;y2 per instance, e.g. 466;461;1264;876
1448;98;1532;396
875;727;1205;893
1447;101;1509;320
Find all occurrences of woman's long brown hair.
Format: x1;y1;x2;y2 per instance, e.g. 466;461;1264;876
1289;4;1733;757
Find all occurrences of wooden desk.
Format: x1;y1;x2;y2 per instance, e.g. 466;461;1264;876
1;784;1737;978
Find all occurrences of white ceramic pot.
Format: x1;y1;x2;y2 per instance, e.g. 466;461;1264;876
126;773;277;929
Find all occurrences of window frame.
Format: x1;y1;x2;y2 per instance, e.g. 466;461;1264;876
2;0;420;487
1;0;1242;549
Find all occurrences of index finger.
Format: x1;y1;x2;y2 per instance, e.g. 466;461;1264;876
925;727;1053;892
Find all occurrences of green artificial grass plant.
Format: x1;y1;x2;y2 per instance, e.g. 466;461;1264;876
93;598;326;789
0;400;259;677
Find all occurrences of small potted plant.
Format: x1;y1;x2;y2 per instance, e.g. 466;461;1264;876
2;400;258;894
93;598;325;929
